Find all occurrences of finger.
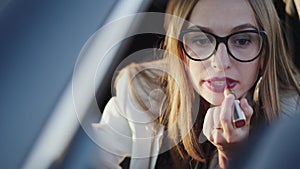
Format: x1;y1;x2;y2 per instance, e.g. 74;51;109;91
220;94;235;134
211;127;226;147
212;106;222;129
240;98;253;125
203;108;215;141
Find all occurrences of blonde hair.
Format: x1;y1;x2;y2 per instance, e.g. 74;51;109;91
162;0;300;163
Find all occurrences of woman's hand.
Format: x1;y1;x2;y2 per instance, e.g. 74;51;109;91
203;93;253;169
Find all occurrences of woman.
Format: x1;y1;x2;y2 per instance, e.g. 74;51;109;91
94;0;300;169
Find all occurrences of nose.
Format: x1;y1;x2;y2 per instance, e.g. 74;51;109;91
211;43;231;70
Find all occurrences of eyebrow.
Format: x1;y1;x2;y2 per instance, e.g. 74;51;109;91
187;23;258;32
231;23;258;32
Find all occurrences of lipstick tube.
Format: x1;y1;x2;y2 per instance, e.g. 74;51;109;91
225;88;246;128
232;99;246;128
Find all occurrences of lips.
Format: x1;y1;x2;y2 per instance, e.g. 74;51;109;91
203;77;238;93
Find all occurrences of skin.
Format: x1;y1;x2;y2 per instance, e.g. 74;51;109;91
186;0;261;168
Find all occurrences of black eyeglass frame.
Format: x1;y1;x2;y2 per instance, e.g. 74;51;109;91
179;29;267;62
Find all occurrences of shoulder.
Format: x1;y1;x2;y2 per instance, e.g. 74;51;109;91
114;59;168;122
279;88;300;118
114;59;167;86
114;59;167;97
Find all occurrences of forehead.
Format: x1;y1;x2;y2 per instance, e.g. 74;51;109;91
189;0;258;34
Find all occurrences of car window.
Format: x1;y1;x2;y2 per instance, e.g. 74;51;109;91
0;0;117;169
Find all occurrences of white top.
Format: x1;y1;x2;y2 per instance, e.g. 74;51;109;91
93;61;167;169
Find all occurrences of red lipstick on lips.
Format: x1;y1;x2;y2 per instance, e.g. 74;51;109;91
204;77;238;93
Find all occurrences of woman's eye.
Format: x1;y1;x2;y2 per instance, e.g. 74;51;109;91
231;34;252;47
192;37;211;46
236;38;251;45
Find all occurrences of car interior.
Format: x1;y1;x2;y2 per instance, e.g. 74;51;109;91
1;0;299;169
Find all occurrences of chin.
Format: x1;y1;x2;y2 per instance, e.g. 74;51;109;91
208;98;224;106
201;93;224;106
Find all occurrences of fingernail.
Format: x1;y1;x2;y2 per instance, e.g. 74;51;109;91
224;86;236;99
224;85;231;97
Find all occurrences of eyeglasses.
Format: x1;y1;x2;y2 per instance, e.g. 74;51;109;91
179;29;267;62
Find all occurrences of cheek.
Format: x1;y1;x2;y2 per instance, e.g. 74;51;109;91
188;61;208;86
236;62;260;93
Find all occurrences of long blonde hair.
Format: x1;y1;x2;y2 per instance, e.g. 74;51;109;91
162;0;300;163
